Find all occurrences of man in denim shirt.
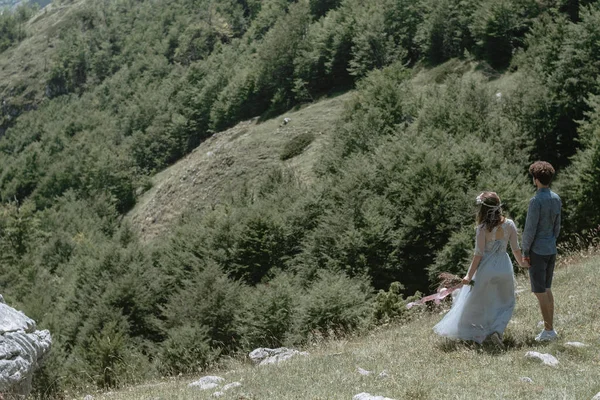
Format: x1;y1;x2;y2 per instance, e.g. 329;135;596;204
522;161;562;342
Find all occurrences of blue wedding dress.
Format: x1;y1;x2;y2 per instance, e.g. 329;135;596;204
434;219;519;343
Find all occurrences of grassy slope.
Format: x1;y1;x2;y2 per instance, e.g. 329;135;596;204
79;251;600;400
126;94;349;242
0;1;82;111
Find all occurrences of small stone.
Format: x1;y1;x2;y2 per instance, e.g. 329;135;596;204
378;370;389;379
592;392;600;400
83;396;93;400
357;367;372;376
212;392;224;398
564;342;587;348
520;377;533;383
353;393;395;400
222;382;241;391
525;351;559;367
188;376;225;390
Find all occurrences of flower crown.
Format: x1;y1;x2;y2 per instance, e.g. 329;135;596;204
476;193;503;211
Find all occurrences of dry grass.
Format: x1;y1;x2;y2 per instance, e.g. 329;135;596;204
76;252;600;400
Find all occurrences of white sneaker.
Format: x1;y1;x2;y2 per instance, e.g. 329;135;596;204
535;329;558;342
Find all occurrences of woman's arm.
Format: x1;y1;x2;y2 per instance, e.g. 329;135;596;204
462;255;482;284
512;249;527;268
463;226;485;284
508;220;528;268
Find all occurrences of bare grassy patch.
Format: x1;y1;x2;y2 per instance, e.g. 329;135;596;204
126;94;348;242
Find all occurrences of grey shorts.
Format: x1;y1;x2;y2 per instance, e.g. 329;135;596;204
528;251;556;293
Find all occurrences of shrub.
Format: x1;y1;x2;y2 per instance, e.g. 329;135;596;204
254;1;312;114
64;309;151;389
348;3;405;78
373;281;409;322
294;4;355;96
280;132;316;160
0;3;37;53
558;94;600;236
429;227;473;280
241;272;300;348
159;324;218;375
309;0;342;19
470;0;543;69
294;270;373;339
161;262;245;351
416;0;477;64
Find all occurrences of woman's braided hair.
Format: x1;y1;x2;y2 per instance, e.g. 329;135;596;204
476;191;503;232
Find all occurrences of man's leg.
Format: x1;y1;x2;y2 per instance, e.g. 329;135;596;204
534;290;553;331
530;252;556;334
546;289;554;330
544;254;556;331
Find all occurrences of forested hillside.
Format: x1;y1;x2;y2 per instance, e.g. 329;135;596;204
0;0;599;396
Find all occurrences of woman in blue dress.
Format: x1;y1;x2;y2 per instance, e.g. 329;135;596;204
434;191;526;346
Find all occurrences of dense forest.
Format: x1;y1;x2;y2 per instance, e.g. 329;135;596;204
1;0;600;396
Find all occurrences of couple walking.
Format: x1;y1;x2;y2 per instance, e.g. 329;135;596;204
434;161;562;346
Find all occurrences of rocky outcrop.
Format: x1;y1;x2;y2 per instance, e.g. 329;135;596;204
0;295;52;398
249;347;309;366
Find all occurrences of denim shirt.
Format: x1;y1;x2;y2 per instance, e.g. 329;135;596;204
522;188;562;256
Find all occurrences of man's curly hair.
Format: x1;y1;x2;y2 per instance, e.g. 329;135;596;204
529;161;555;186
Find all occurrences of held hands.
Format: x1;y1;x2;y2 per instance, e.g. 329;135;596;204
521;257;531;269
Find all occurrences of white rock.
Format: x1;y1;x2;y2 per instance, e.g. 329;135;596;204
0;303;36;334
188;376;225;390
525;351;559;367
353;393;395;400
378;370;389;379
357;367;372;376
592;392;600;400
564;342;587;348
520;377;533;383
195;382;219;390
248;347;271;362
212;392;224;398
0;301;52;398
249;347;309;366
222;381;241;391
